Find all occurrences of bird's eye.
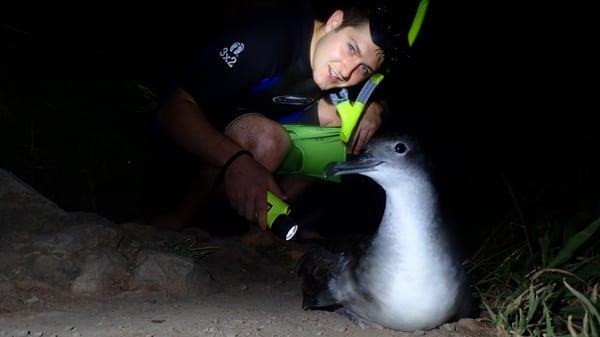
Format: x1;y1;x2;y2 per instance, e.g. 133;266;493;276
395;142;408;154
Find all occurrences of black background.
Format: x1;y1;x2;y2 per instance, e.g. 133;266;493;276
1;0;598;251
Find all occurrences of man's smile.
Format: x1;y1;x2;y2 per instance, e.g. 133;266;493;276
328;65;342;82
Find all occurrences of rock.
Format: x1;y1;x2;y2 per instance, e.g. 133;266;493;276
29;253;75;289
24;295;40;304
180;228;212;243
31;254;72;279
132;250;210;298
332;325;347;332
13;280;57;292
63;214;122;249
30;220;121;257
0;232;33;253
0;252;24;293
0;272;16;297
241;230;282;252
456;318;493;335
456;318;480;331
119;221;159;242
71;249;130;295
30;232;84;256
442;322;456;331
0;169;69;234
223;329;237;337
14;330;29;337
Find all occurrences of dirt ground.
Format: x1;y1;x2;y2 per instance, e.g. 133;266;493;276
0;236;495;337
0;281;495;337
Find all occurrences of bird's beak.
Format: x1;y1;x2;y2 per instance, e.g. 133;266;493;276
323;152;383;180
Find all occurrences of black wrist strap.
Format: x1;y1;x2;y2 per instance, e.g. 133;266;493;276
220;149;253;179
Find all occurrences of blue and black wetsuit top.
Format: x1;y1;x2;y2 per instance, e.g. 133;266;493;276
175;10;322;131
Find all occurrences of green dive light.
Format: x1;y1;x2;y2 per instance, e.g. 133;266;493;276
266;191;299;241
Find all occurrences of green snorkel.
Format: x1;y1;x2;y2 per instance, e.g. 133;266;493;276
333;73;385;143
277;73;385;180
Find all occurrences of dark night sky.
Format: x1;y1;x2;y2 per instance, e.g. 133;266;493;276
1;0;599;240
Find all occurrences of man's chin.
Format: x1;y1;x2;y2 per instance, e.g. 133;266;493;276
318;81;338;91
313;78;328;91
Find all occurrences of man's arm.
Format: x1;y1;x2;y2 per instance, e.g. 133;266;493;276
158;87;243;167
348;100;385;155
158;87;284;230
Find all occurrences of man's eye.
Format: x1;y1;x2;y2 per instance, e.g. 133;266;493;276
348;43;356;53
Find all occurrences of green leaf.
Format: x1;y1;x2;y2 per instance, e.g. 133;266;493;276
544;303;555;337
564;279;600;327
590;315;598;337
548;217;600;268
526;285;539;323
541;231;551;267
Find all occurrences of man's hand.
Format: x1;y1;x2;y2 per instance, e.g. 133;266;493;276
223;153;287;230
348;101;383;155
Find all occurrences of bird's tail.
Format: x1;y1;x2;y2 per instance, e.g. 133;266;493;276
451;277;481;321
294;246;342;310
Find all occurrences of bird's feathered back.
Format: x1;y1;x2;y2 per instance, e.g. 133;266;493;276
295;246;341;310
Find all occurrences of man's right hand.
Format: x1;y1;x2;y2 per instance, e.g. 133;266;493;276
223;153;287;231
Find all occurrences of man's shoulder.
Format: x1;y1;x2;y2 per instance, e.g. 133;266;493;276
222;8;312;46
211;9;312;69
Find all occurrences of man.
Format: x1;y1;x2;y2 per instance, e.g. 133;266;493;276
153;1;428;232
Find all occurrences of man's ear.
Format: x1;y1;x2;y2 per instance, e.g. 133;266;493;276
325;10;344;32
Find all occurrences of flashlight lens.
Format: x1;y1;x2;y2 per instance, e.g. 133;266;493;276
271;215;299;241
285;225;299;241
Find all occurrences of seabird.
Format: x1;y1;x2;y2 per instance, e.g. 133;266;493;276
296;135;474;331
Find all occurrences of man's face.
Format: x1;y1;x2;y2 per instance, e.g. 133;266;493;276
312;11;384;90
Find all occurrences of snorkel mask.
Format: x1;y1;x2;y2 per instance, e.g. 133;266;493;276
368;0;430;72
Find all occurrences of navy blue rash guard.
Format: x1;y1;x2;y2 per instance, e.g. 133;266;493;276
175;11;322;131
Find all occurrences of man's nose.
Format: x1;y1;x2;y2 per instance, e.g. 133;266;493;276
340;57;361;80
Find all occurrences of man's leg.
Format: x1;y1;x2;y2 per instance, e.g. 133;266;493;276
224;113;291;171
277;99;342;201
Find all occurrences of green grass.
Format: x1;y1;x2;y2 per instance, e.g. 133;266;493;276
466;216;600;336
158;236;220;263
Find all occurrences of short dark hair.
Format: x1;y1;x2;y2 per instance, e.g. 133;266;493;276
338;7;371;29
333;1;430;74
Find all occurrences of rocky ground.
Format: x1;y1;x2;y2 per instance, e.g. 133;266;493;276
0;168;496;337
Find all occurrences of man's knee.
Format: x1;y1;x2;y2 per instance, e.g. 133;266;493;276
225;114;290;170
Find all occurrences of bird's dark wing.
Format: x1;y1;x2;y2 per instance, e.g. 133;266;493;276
294;231;374;310
294;246;344;310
